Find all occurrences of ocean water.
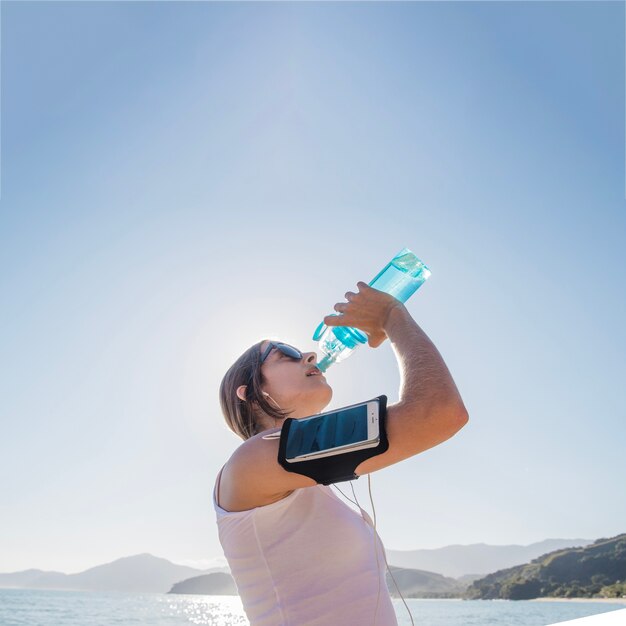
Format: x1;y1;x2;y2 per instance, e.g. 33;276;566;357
0;589;624;626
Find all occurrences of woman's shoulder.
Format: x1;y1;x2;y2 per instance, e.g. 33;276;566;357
230;427;318;495
218;437;296;513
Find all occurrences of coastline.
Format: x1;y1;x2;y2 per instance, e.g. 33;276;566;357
528;598;626;605
398;598;626;604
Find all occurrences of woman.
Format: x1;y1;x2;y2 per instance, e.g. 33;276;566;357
213;282;469;626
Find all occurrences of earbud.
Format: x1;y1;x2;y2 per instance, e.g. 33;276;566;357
262;391;282;411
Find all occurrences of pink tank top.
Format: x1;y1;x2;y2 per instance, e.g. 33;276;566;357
212;464;398;626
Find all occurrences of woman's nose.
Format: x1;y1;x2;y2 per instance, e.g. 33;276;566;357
304;351;318;365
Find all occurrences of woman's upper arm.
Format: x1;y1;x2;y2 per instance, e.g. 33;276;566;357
354;401;469;477
230;401;468;491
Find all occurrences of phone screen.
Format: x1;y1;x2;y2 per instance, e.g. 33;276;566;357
285;403;372;460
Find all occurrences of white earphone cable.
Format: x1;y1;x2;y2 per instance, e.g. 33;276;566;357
333;478;416;626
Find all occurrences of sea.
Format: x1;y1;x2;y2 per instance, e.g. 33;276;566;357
0;589;625;626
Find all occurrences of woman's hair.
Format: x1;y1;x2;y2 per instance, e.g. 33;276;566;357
219;339;295;441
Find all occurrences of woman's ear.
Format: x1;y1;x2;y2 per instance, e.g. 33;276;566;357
236;385;247;402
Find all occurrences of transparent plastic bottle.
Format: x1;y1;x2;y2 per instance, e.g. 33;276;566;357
312;247;431;373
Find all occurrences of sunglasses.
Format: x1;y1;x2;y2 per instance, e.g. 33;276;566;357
260;342;303;364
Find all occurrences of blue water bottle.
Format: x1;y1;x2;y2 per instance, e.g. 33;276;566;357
312;247;432;373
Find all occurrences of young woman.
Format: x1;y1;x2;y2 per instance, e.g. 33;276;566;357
213;282;469;625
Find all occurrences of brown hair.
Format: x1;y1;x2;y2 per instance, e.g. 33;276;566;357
219;339;295;441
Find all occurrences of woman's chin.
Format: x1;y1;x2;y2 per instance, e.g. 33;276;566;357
319;384;333;406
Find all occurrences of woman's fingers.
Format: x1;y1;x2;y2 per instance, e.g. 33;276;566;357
324;312;353;325
322;282;391;338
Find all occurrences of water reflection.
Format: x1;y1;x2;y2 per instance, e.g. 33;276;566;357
158;595;249;625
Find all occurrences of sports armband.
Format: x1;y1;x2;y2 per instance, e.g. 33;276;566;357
276;395;389;486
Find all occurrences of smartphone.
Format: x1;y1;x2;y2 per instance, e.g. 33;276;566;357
284;398;381;462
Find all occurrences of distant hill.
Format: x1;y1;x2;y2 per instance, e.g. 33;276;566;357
457;573;486;585
386;538;593;578
0;554;225;593
168;565;467;598
169;572;238;595
384;566;467;598
464;532;626;600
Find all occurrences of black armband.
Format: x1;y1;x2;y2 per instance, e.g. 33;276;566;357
276;395;389;486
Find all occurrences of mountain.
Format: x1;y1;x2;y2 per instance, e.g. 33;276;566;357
0;569;57;588
168;565;468;598
0;554;228;593
385;538;594;578
464;532;626;600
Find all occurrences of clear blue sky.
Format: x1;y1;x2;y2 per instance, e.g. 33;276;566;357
1;1;624;575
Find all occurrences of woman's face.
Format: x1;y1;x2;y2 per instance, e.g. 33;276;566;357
256;340;333;420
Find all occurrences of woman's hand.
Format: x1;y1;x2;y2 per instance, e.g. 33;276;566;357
323;281;404;349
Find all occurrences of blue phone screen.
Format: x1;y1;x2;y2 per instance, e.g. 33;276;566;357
285;404;370;459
